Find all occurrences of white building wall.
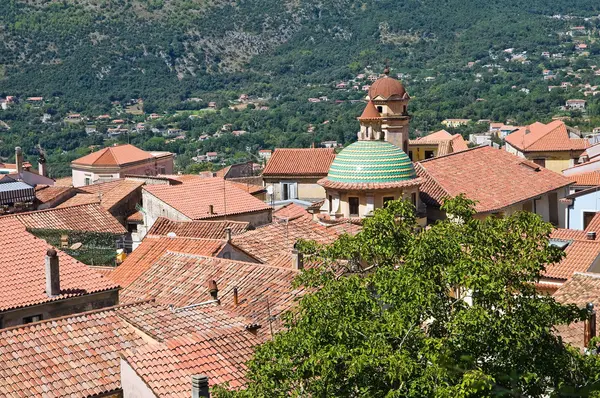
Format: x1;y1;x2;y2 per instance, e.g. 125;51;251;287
139;190;191;239
121;359;158;398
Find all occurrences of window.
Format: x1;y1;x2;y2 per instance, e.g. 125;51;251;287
158;166;166;174
23;314;42;324
425;150;435;159
408;151;413;161
383;197;395;207
349;197;360;216
84;177;91;186
584;211;596;230
533;158;546;167
377;106;383;113
328;195;333;213
411;192;417;207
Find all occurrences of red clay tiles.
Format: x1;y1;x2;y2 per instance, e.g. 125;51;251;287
147;217;249;239
143;178;271;220
2;203;126;234
416;146;573;213
72;144;153;167
0;218;119;312
505;120;589;152
568;171;600;187
262;148;336;177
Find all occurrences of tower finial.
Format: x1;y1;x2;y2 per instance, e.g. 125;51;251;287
383;59;390;76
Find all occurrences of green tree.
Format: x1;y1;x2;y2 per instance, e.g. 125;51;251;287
216;196;600;397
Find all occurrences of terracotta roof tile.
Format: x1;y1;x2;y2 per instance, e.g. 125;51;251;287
0;218;119;312
273;203;313;222
72;144;153;167
544;240;600;280
147;217;249;239
416;146;573;213
1;204;126;234
232;218;339;268
368;76;409;100
59;179;143;211
413;130;453;143
318;177;422;191
143;178;271;220
109;237;226;288
229;181;266;195
262;148;336;177
120;253;302;332
553;272;600;349
0;300;261;397
357;101;381;120
53;176;73;187
34;185;73;204
126;211;144;222
505;120;589;152
551;228;588;241
568;171;600;186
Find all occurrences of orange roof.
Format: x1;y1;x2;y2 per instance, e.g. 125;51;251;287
368;76;408;100
262;148;336;176
2;203;126;234
505;120;589;152
120;252;302;332
0;218;118;312
554;273;600;349
0;300;261;396
413;130;453;143
53;176;73;186
232;218;339;268
147;217;249;239
109;236;225;288
544;240;600;280
273;202;312;222
143;178;271;220
229;181;266;195
358;101;381;120
59;179;144;211
568;171;600;186
34;184;73;204
72;144;153;167
417;146;573;213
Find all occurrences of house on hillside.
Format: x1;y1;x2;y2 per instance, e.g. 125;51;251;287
566;99;586;110
70;144;174;187
504;120;589;173
408;130;469;161
262;148;336;203
441;119;470;128
416;146;573;227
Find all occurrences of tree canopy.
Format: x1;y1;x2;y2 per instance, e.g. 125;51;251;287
215;196;600;397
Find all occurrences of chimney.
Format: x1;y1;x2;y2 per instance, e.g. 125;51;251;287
233;286;239;306
588;231;597;241
45;248;60;296
208;204;214;215
291;249;303;270
585;302;597;348
38;152;47;177
225;227;232;242
208;280;218;300
191;374;210;398
15;147;23;175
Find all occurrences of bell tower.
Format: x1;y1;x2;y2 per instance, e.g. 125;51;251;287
365;68;411;153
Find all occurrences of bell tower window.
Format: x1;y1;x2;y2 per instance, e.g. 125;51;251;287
377;106;383;113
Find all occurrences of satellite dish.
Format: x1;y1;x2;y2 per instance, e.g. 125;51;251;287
266;185;273;195
70;242;83;250
167;232;177;238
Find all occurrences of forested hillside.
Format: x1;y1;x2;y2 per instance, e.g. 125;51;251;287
2;0;600;175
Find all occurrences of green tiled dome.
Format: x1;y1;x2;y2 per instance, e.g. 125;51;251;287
327;140;416;183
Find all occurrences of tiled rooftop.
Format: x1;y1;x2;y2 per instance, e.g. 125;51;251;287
147;217;249;239
553;272;600;349
59;179;144;211
232;218;339;268
109;237;226;288
34;184;73;204
0;300;261;397
505;120;589;152
0;218;119;312
120;252;302;332
143;178;271;220
544;240;600;280
416;146;573;213
568;171;600;186
273;202;313;222
72;144;154;167
2;203;127;234
262;148;336;177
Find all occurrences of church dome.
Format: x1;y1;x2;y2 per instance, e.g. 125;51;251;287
325;141;416;185
368;76;408;100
